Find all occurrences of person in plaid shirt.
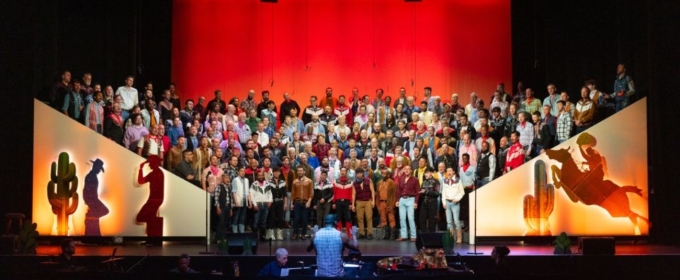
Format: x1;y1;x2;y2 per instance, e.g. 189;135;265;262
555;100;573;144
521;88;543;115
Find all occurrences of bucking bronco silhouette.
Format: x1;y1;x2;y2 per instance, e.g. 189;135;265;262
545;133;650;233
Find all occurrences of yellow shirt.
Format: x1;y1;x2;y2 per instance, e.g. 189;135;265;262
414;167;427;185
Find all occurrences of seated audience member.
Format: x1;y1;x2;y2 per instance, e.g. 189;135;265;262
257;248;289;277
170;253;198;274
491;245;512;275
58;238;77;269
175;150;200;187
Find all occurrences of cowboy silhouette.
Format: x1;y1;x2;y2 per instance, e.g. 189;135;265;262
136;155;165;237
546;133;650;234
83;158;109;236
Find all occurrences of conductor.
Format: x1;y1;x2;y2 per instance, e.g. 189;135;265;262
307;214;359;277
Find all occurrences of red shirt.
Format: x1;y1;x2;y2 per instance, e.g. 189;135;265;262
505;142;525;172
396;176;420;201
313;143;331;161
334;177;354;202
353;178;372;201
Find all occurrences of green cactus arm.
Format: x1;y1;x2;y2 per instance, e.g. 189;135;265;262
66;192;79;215
69;175;78;195
47;181;56;200
50;161;58;182
47;181;61;214
65;162;76;181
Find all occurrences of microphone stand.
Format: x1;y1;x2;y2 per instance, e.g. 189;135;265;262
200;171;217;254
467;185;483;255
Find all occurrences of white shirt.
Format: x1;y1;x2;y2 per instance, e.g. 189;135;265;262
137;135;164;156
250;181;273;203
256;130;270;148
419;111;433;125
441;176;465;204
334;125;351;139
116;86;138;111
140;109;161;130
231;176;250;207
516;122;535;153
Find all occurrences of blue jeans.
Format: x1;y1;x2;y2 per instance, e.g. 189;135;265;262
232;206;247;233
444;200;461;230
292;201;309;235
398;197;416;239
476;178;490;188
616;96;629;112
285;192;291;222
252;202;269;231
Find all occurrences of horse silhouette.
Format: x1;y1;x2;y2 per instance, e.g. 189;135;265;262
545;144;650;233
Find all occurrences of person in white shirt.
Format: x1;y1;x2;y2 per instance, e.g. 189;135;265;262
334;117;351;139
140;99;161;130
256;122;270;148
418;101;433;125
515;112;534;159
231;167;251;233
441;167;465;243
465;92;478;118
116;76;138;120
250;170;273;240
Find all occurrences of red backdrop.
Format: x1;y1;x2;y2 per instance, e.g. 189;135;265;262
172;0;511;109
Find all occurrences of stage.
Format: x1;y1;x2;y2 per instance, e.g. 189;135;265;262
2;236;679;279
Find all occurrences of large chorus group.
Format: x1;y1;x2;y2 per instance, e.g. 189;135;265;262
46;63;635;243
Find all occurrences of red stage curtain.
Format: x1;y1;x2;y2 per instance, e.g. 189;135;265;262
172;0;511;108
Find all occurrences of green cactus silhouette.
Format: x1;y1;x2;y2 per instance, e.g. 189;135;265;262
47;152;79;235
523;160;555;236
19;220;39;254
442;230;454;252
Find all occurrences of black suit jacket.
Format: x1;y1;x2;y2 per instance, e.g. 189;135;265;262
175;160;196;180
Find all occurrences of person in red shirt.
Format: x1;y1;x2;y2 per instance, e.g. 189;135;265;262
395;165;420;242
158;124;171;159
333;167;355;238
504;131;525;173
313;135;331;162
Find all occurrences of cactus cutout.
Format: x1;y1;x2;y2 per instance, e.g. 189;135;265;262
19;220;39;255
442;230;454;253
523;160;555;236
47;152;79;235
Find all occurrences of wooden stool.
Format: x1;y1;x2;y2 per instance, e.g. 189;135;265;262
4;213;25;235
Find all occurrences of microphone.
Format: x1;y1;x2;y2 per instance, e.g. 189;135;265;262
206;171;212;182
